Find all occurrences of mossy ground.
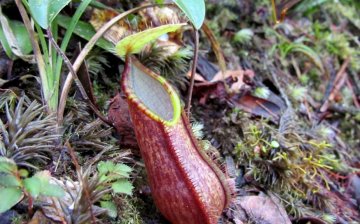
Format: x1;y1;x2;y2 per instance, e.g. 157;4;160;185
0;0;359;223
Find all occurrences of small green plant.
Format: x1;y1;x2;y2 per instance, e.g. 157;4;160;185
12;0;92;113
253;87;271;99
0;157;64;213
289;85;307;101
279;41;324;73
0;97;58;169
97;161;133;218
97;161;133;196
233;28;254;45
332;1;360;30
38;160;133;223
325;32;360;71
299;74;310;85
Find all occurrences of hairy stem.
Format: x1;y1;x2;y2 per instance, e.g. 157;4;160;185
186;28;199;116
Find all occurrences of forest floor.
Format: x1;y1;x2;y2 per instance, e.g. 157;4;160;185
0;0;359;224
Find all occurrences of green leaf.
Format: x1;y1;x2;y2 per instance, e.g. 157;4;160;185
24;171;64;198
41;183;65;197
115;23;185;57
98;161;132;178
0;187;23;213
34;170;50;183
261;146;267;153
0;157;17;174
0;9;32;59
97;161;115;174
24;176;41;198
271;140;280;148
101;193;112;201
99;174;108;183
56;14;114;52
0;174;21;187
35;171;64;197
112;180;133;195
8;20;33;55
113;164;132;178
155;0;165;4
98;162;132;183
100;201;117;218
173;0;205;30
28;0;71;29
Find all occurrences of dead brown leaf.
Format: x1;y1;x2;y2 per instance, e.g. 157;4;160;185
211;69;255;93
229;93;281;120
234;193;291;224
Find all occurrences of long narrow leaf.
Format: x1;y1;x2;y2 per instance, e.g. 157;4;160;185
56;15;114;52
54;0;92;87
284;43;324;73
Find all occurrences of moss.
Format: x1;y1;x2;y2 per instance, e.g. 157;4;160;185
114;197;144;224
232;111;350;217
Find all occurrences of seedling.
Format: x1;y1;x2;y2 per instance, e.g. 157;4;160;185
0;157;64;214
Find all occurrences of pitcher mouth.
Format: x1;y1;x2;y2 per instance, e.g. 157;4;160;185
121;57;181;126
